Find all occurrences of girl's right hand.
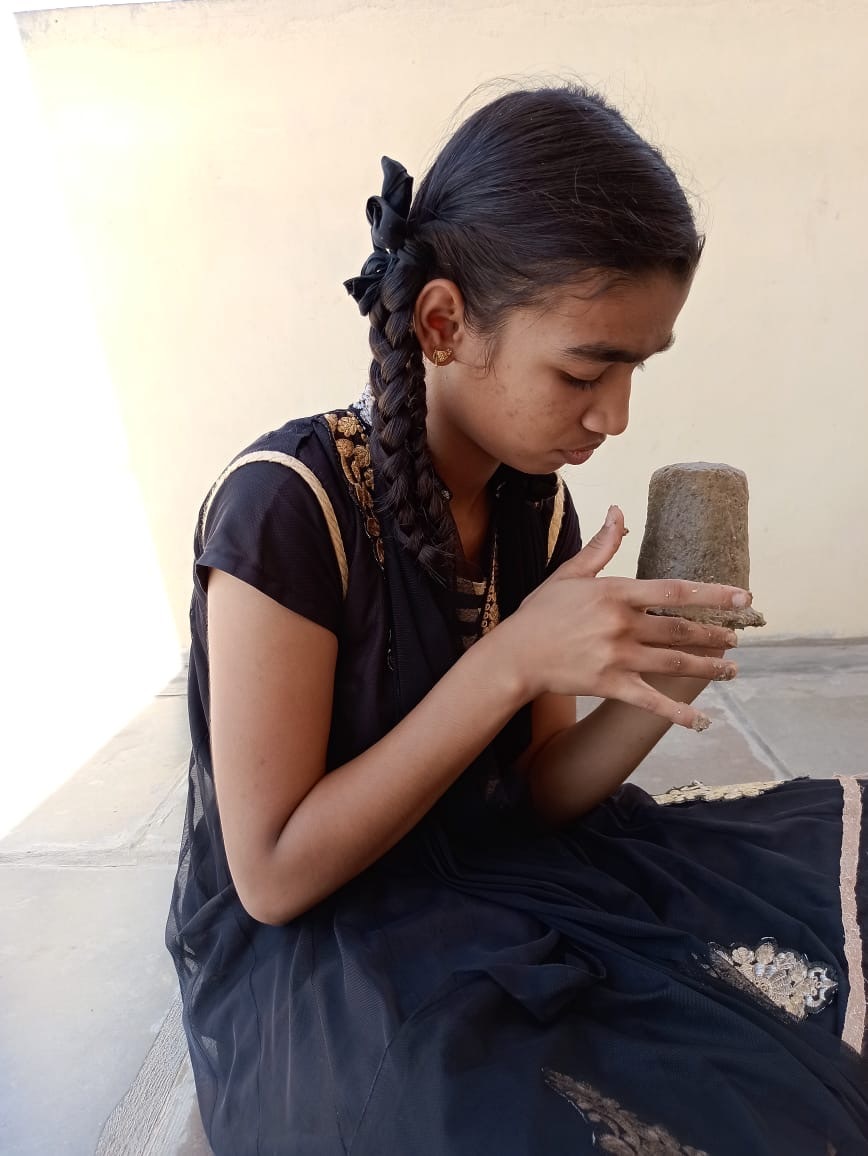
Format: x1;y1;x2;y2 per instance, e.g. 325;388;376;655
495;505;747;729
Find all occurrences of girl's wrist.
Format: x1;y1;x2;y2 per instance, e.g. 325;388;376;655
477;621;538;709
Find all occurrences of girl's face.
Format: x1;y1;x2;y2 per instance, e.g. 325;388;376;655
424;270;691;479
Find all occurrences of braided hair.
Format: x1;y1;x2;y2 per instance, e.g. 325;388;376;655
365;242;455;578
345;83;704;581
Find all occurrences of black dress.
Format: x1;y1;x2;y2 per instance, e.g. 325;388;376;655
166;406;868;1155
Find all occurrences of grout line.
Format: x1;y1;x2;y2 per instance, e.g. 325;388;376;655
710;684;792;781
127;769;189;852
0;766;188;867
0;845;178;868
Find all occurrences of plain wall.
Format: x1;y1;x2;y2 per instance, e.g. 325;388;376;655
15;0;868;641
2;7;180;837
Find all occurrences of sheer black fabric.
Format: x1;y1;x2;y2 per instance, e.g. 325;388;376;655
166;410;868;1155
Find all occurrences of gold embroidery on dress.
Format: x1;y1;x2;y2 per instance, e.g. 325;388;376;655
542;1069;708;1155
323;411;385;568
653;779;786;806
479;541;500;637
707;938;838;1020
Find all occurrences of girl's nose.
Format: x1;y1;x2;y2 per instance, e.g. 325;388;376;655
582;374;631;437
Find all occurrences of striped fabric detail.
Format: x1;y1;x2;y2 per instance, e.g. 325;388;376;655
837;775;866;1054
455;575;487;650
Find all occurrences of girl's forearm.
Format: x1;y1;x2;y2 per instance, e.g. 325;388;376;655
259;631;528;924
527;674;710;828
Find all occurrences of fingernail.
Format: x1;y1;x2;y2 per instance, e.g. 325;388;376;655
621;526;630;537
732;591;752;608
606;504;619;526
692;714;712;733
726;631;739;647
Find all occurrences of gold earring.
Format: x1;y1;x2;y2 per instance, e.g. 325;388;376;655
431;347;454;366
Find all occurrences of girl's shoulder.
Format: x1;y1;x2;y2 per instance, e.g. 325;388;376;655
192;407;374;636
198;406;371;535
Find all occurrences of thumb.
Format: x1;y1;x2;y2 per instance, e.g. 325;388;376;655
561;505;628;578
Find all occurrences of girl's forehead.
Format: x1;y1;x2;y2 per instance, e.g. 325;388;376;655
516;272;690;351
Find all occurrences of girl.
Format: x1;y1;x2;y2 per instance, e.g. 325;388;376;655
166;84;868;1154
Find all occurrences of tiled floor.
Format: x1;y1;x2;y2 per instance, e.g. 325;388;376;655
1;642;866;1155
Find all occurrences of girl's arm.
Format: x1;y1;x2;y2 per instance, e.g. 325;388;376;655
517;507;736;826
520;670;713;829
208;511;743;925
208;567;528;926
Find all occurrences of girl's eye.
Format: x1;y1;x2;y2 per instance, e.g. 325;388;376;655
561;372;602;391
564;358;647;390
560;361;646;390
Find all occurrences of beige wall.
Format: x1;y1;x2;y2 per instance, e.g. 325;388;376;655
2;8;180;836
15;0;868;641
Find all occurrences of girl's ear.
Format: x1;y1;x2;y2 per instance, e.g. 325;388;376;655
413;279;465;362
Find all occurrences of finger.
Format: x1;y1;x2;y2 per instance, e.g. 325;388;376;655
638;614;738;652
668;646;727;659
610;673;713;732
620;578;752;612
559;505;627;579
631;646;738;682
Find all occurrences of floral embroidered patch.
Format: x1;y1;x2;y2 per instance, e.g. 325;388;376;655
708;938;838;1020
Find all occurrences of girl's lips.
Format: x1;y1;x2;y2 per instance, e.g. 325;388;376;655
562;446;598;466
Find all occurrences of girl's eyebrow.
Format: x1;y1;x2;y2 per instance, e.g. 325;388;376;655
559;333;676;364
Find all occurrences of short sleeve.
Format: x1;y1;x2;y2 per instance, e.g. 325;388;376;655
195;457;344;635
545;480;582;575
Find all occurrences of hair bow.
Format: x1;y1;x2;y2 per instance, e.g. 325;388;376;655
344;156;415;316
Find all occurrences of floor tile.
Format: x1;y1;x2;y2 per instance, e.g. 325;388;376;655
0;863;179;1156
734;640;868;676
629;693;781;795
723;670;868;778
576;683;783;796
1;695;190;853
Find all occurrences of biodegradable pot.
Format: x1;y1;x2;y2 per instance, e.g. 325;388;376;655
636;462;766;630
